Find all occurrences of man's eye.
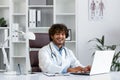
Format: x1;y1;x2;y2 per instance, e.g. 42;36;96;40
56;33;59;35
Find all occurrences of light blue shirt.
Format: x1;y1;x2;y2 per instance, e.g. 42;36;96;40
52;43;67;73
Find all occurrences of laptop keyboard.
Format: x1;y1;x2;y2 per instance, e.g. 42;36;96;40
70;72;90;75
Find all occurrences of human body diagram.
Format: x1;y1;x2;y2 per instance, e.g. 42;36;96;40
89;0;105;20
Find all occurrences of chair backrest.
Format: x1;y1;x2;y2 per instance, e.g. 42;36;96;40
29;33;50;72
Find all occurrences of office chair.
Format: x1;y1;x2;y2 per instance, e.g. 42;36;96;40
29;33;50;72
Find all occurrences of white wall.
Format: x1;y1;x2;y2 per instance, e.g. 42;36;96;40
76;0;120;66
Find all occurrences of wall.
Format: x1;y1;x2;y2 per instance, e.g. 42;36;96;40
76;0;120;66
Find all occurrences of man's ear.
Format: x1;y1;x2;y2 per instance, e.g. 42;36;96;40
51;35;53;40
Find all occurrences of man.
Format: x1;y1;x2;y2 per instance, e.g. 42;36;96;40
38;24;91;73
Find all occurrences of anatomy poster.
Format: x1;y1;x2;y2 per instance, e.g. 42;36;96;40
88;0;105;21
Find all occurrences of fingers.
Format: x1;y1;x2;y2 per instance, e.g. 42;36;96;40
83;65;91;73
67;66;91;73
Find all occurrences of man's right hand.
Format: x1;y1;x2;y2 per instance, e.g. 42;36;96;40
67;66;91;73
67;66;84;73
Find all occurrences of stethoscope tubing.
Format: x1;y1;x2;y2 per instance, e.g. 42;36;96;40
49;43;67;61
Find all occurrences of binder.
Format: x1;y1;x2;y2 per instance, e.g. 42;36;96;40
37;10;41;27
29;9;37;28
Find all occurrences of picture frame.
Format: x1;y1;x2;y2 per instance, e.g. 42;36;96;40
66;29;72;41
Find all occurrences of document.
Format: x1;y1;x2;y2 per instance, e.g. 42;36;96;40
43;72;70;77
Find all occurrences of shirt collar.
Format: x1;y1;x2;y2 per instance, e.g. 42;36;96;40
52;42;65;52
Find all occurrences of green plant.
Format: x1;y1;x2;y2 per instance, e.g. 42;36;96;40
0;17;7;27
88;35;120;71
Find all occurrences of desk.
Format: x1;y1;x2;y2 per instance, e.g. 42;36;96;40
0;72;120;80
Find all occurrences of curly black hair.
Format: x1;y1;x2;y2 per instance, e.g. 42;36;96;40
49;24;69;41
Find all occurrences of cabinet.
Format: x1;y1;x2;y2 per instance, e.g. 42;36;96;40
0;0;10;70
28;0;53;33
0;0;76;73
10;0;28;74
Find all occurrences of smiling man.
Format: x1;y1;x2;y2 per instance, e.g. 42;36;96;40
38;23;91;74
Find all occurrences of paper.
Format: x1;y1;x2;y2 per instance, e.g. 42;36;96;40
43;73;70;77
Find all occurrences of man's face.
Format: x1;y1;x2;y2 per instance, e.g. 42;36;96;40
51;31;66;47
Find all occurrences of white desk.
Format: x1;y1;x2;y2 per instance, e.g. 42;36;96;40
0;72;120;80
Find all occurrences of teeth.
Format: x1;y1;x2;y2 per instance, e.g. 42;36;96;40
58;39;62;41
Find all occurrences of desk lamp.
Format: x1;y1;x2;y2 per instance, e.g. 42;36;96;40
1;31;35;74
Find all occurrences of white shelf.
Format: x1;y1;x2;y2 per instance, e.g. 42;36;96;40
12;41;26;44
29;5;53;8
12;56;26;58
12;13;26;16
29;27;50;29
0;47;9;49
56;13;75;16
0;5;9;8
0;27;9;29
29;27;49;33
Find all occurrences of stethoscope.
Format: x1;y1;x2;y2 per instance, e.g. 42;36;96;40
49;43;67;61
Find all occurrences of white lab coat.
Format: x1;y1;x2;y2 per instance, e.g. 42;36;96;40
38;42;84;73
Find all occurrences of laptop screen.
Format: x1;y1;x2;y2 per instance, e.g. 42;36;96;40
90;50;115;75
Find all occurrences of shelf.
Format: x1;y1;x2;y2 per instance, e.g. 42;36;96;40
28;7;53;27
12;56;26;58
55;13;75;16
29;27;49;33
12;13;26;16
29;5;53;8
29;27;50;29
29;0;53;5
12;41;26;43
0;47;9;49
0;27;9;29
0;5;9;8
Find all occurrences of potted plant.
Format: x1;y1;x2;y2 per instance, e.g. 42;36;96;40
0;17;7;27
88;35;120;71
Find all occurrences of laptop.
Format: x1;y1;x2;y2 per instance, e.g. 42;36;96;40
70;50;115;76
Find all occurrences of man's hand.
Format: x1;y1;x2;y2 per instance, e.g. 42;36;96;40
67;65;91;73
67;66;84;73
83;65;91;73
67;68;78;73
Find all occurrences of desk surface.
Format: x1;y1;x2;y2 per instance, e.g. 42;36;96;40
0;72;120;80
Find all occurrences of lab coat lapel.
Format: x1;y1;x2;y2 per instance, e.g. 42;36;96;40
61;48;68;67
50;42;62;65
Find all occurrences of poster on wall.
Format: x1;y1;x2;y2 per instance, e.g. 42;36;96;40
88;0;105;21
